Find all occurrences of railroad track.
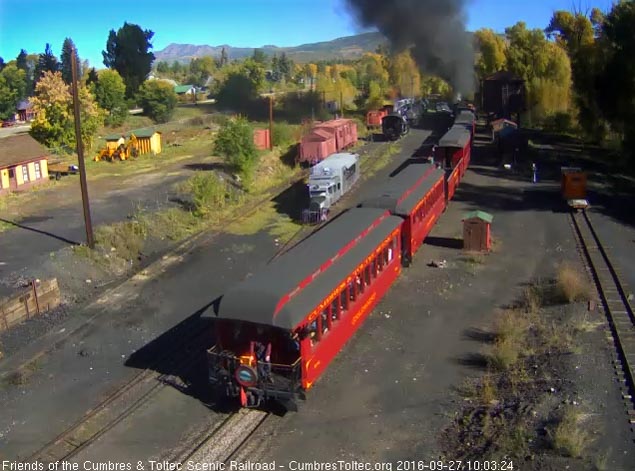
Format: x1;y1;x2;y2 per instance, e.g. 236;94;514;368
26;325;211;463
173;409;271;464
569;210;635;419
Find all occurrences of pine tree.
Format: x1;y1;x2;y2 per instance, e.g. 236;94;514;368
16;49;28;71
60;38;80;84
35;43;59;82
219;47;229;67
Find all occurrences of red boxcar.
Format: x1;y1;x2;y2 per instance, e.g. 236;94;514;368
361;163;446;265
315;119;358;152
366;110;387;128
299;128;337;164
208;207;403;407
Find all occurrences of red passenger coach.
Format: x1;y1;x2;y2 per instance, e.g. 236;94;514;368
361;163;445;265
436;125;471;172
208;208;403;408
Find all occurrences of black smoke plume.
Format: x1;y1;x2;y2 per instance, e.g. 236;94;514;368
344;0;475;95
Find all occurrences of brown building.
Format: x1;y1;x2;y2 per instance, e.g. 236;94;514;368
0;135;50;195
481;71;526;123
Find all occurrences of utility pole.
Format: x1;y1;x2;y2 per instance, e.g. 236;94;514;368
268;95;274;150
71;46;94;249
340;90;344;118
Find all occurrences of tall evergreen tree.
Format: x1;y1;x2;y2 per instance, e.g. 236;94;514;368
219;47;229;68
102;22;155;98
60;38;81;84
35;43;59;82
0;57;5;71
16;49;28;71
86;67;99;87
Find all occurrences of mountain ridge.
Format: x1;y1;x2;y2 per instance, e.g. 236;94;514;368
153;32;386;63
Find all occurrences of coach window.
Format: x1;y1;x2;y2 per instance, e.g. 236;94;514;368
364;265;371;286
308;319;318;346
377;253;384;272
340;290;348;313
356;271;365;294
348;280;356;302
331;299;339;322
370;258;377;278
321;309;329;335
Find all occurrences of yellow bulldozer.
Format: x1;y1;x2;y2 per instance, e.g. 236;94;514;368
94;135;139;162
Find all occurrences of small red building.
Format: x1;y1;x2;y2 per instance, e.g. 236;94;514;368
462;210;493;252
253;129;271;151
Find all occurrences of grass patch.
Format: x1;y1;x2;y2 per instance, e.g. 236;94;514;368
139;208;200;241
94;219;148;262
362;142;401;178
0;219;15;233
548;407;593;458
556;262;593;303
521;282;542;315
3;358;42;387
225;200;302;243
489;310;530;371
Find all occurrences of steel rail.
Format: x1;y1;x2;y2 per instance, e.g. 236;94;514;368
570;209;635;412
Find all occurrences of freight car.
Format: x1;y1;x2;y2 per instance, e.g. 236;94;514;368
299;119;358;165
207;122;473;408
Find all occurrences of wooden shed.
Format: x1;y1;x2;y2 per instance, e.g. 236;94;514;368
463;210;494;252
129;130;162;155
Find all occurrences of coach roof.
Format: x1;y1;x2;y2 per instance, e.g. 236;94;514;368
438;125;471;148
361;163;444;216
218;207;402;329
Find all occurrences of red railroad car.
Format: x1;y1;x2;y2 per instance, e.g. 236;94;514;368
436;125;472;175
299;119;358;165
366;109;388;128
299;128;338;164
208;207;403;408
361;163;445;265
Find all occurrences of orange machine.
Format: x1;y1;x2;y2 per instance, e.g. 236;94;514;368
561;167;587;200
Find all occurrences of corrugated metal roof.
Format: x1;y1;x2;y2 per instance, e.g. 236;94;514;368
463;210;493;223
454;111;475;124
438;126;471;148
0;134;49;168
361;163;444;216
218;208;401;329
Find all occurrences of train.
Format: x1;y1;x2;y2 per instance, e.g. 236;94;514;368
206;114;473;409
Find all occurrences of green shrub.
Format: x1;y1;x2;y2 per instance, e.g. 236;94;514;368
138;80;178;123
272;122;298;149
214;116;259;181
178;172;236;218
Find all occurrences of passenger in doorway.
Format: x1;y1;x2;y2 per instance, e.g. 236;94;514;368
254;341;272;381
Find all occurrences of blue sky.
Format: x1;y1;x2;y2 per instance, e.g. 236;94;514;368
0;0;616;68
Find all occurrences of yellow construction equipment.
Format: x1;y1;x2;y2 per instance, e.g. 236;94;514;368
94;135;139;162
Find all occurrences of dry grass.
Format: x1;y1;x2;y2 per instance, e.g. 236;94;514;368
548;407;593;458
94;220;148;262
521;283;542;315
479;373;498;405
489;310;530;371
556;262;593;303
3;358;41;386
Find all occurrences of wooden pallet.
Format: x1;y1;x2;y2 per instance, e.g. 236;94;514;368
0;278;61;333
